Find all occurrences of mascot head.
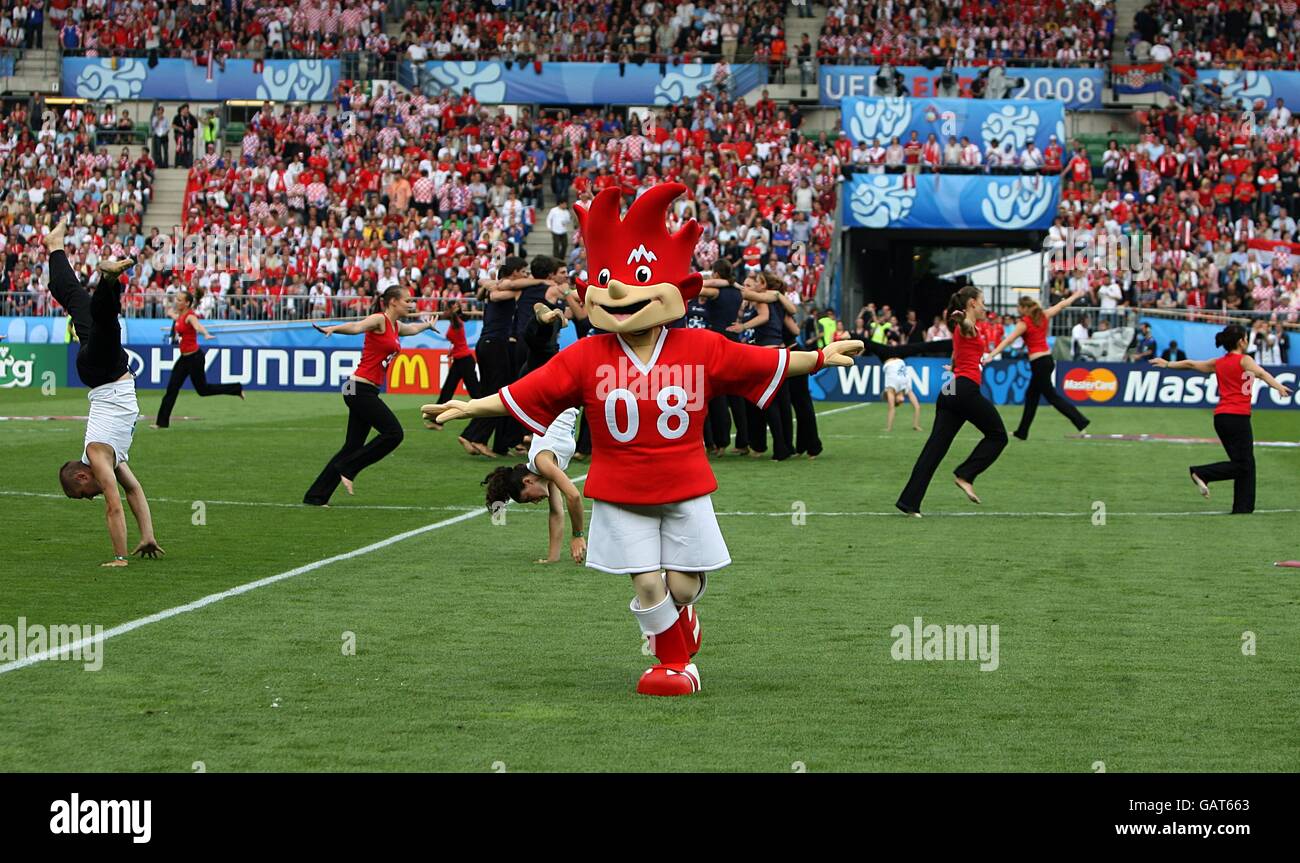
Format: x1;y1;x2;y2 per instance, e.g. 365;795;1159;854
573;182;702;334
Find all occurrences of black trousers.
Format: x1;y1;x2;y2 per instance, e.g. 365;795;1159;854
1017;355;1088;437
48;249;128;388
1193;413;1256;514
438;354;481;404
152;134;169;168
155;349;242;427
787;372;823;456
576;408;592;455
463;337;521;453
898;377;1007;512
707;394;750;450
744;382;794;460
304;381;404;505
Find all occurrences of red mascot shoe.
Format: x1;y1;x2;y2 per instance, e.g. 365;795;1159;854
678;604;701;657
637;613;701;696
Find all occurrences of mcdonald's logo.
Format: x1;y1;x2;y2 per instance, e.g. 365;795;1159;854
389;353;430;391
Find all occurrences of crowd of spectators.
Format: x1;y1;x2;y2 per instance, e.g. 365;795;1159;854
844;129;1070;174
398;1;792;69
1;0;48;52
1129;0;1300;70
0;97;157;315
39;0;803;76
52;0;391;68
1044;98;1300;323
817;0;1115;67
1;77;840;321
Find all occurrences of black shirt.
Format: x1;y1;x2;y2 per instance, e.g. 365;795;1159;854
522;297;565;370
685;295;710;330
480;293;516;340
512;283;550;339
756;298;786;347
706;282;743;339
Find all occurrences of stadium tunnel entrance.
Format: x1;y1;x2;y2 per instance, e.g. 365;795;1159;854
841;228;1048;331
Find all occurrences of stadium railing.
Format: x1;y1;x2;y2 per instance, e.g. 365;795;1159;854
1050;305;1300;340
816;56;1110;69
0;292;484;321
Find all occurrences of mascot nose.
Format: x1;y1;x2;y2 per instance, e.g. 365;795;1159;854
606;280;629;301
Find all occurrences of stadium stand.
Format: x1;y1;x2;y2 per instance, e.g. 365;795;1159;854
816;0;1116;66
0;95;158;314
3;0;1297;344
1128;0;1300;69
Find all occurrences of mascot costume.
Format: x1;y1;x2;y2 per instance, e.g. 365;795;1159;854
426;183;863;695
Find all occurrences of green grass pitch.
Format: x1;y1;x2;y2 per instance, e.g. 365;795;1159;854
1;386;1297;772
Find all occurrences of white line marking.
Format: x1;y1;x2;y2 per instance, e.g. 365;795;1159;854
0;475;586;676
0;489;480;513
815;402;870;417
713;509;1300;518
6;488;1297;520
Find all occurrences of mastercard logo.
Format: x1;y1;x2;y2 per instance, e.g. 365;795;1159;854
1062;367;1118;402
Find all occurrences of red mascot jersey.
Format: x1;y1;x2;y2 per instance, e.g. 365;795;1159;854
501;328;787;504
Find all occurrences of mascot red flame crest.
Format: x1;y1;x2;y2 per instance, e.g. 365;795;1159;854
573;184;703;324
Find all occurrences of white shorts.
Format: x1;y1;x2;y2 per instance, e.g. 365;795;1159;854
527;407;578;475
82;378;139;466
587;495;731;575
883;360;911;394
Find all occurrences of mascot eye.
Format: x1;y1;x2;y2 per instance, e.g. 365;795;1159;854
635;265;652;283
597;268;610;286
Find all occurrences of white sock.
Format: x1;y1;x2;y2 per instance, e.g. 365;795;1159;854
630;590;678;637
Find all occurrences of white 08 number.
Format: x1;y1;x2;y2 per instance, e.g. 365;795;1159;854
604;386;690;442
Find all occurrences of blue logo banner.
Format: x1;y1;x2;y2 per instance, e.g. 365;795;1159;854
842;173;1060;231
404;60;767;106
1056;362;1300;410
811;357;1032;404
820;66;1104;110
841;97;1066;152
62;58;339;101
66;343;363;392
1196;69;1300;110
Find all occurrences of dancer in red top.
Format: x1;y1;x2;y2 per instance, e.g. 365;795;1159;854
303;286;435;505
896;286;1008;516
424;183;863;696
1152;324;1292;514
151;289;244;429
987;292;1090;439
423;299;480;431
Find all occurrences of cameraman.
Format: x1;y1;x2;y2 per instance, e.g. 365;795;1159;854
936;64;960;98
874;63;906;98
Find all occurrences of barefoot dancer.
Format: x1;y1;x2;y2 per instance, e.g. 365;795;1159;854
896;286;1008;517
987;292;1090;440
883;356;923;432
481;407;587;565
151;289;244;429
423;300;481;431
45;221;165;566
303;286;434;505
1152;323;1293;514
